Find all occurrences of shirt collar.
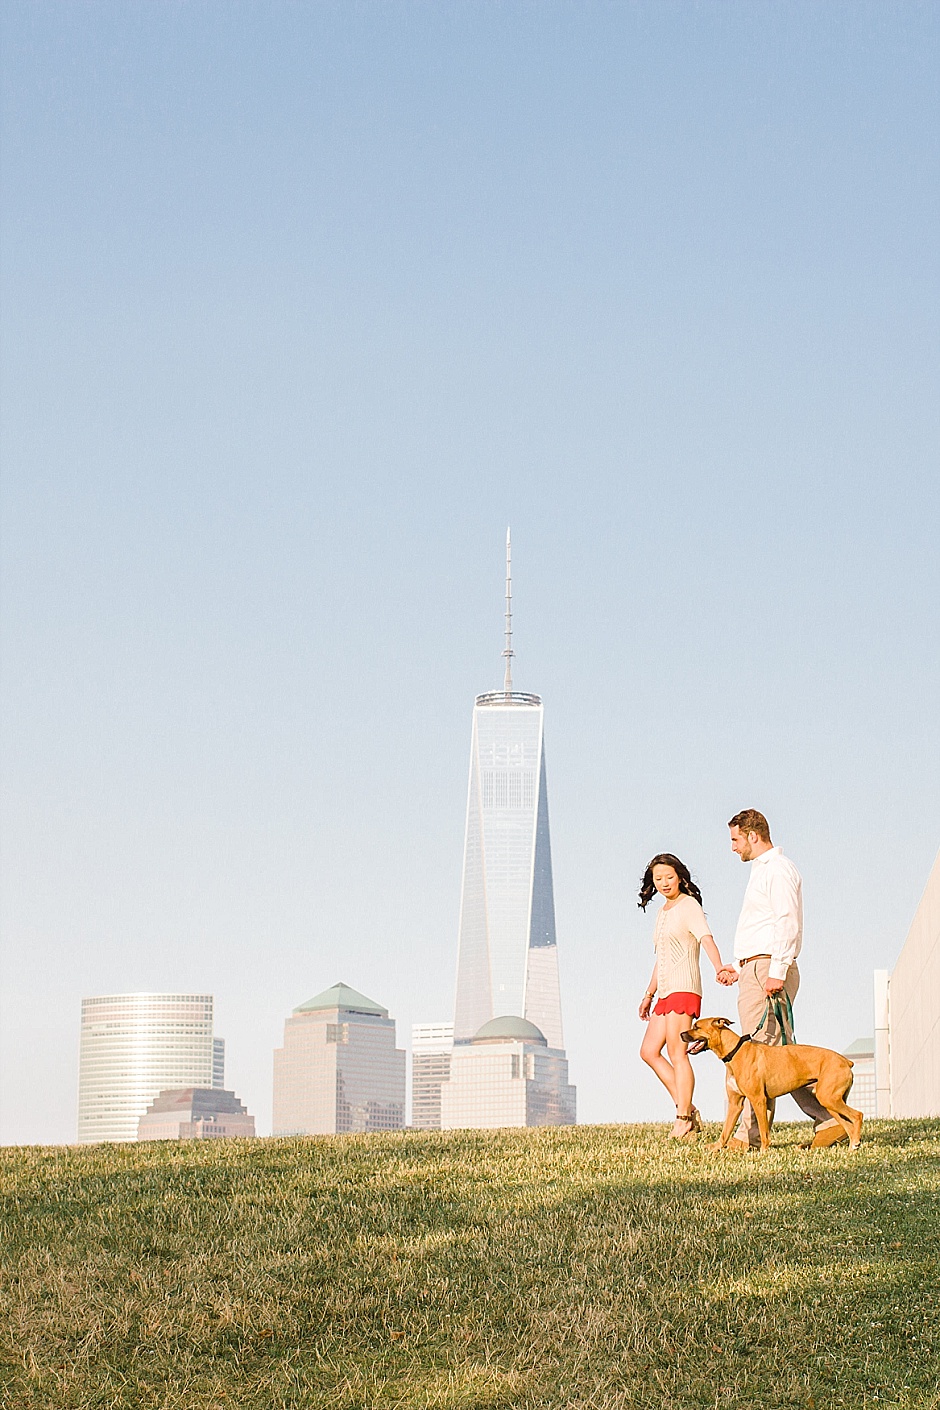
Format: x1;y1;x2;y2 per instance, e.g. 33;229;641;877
752;845;780;866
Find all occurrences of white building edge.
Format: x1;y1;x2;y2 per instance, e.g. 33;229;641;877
874;847;940;1118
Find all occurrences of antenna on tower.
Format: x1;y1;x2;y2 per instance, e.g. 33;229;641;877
502;527;514;697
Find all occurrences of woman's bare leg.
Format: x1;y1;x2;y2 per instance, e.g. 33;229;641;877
665;1011;695;1136
640;1014;678;1105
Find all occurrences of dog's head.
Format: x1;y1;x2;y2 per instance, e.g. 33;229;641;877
680;1016;735;1056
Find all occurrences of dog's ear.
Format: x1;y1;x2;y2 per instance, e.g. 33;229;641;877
714;1017;732;1028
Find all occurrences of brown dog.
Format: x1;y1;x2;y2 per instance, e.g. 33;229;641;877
680;1016;863;1153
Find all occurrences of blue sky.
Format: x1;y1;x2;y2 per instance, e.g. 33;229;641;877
1;2;938;1142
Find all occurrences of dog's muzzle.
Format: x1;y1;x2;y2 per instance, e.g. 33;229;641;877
681;1030;708;1055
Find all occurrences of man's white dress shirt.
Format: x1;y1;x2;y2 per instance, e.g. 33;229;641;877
733;846;803;981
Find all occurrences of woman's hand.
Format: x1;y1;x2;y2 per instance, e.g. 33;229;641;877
716;964;738;986
639;991;655;1021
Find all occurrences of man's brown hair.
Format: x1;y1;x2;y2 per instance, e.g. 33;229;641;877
728;809;771;842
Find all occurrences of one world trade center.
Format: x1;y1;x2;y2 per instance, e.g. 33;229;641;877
452;533;565;1051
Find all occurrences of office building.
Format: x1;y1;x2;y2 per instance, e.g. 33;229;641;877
137;1087;255;1140
411;1022;454;1129
440;1015;576;1130
272;982;406;1136
874;847;940;1117
842;1039;876;1120
453;531;565;1051
77;993;221;1143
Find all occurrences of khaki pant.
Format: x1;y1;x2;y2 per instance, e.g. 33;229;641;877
735;958;831;1146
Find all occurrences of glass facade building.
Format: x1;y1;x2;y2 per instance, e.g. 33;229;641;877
440;1016;576;1130
272;982;406;1136
77;993;217;1143
411;1022;454;1130
453;691;565;1050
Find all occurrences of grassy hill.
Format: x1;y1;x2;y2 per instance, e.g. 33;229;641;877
2;1120;939;1409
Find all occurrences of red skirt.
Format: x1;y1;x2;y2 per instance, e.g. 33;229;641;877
654;991;701;1018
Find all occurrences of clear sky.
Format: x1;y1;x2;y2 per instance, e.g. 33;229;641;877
1;2;938;1144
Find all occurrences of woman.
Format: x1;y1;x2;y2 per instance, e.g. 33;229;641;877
638;853;729;1139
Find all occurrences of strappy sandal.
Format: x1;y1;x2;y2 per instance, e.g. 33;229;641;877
691;1106;703;1132
670;1113;697;1140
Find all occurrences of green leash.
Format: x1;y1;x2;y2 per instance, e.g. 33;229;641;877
752;990;796;1044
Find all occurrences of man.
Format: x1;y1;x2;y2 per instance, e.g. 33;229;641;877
716;809;845;1150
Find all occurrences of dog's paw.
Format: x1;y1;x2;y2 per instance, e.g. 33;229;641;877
809;1125;850;1150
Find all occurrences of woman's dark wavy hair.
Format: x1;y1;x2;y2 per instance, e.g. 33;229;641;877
638;853;703;911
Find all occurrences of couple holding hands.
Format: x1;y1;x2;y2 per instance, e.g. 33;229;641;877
638;808;845;1149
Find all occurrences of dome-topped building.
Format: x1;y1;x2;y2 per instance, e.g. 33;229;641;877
472;1016;547;1044
273;981;405;1135
440;1012;575;1131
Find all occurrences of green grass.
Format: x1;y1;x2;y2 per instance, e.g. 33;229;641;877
2;1120;939;1410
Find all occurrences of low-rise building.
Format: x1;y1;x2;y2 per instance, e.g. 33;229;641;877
440;1015;576;1130
137;1087;255;1140
842;1039;876;1120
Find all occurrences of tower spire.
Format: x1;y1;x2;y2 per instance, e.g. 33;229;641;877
502;527;514;697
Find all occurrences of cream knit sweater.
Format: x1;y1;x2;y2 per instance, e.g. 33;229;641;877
654;895;711;997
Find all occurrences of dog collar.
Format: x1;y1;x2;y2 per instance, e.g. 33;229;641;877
721;1034;752;1063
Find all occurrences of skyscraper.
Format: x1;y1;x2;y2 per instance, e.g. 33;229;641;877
272;982;406;1135
411;1022;454;1129
452;532;565;1053
77;993;220;1143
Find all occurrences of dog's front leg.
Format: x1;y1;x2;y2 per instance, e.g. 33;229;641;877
714;1084;745;1149
751;1090;772;1152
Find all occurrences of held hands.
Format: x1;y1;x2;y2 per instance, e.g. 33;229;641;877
715;965;738;987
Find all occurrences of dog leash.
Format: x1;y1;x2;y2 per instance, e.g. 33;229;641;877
752;991;796;1044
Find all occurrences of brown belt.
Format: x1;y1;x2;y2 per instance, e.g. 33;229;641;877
738;954;771;967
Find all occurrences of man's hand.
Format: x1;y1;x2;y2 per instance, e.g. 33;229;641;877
716;965;738;986
764;976;785;995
